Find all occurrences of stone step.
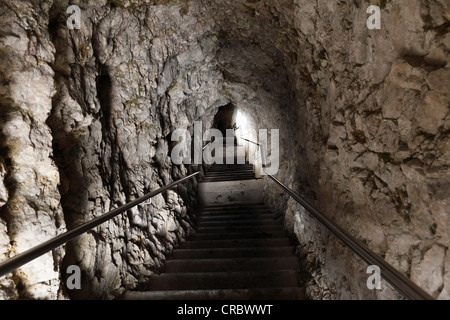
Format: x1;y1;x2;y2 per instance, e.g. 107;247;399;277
196;225;283;234
204;174;254;179
196;219;279;228
179;238;290;249
205;170;252;175
198;209;273;217
198;179;264;205
206;171;254;176
205;169;254;174
208;164;253;170
197;213;275;222
207;169;253;173
164;257;299;273
204;176;255;179
146;270;299;291
202;177;257;182
121;287;305;300
199;203;270;213
206;169;253;173
171;246;296;260
192;230;284;241
206;168;253;172
199;204;268;211
202;176;256;181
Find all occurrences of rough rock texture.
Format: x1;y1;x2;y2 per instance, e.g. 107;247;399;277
46;1;226;299
0;0;448;300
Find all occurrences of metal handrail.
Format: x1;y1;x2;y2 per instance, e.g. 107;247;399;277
240;136;261;146
266;174;434;300
0;171;200;278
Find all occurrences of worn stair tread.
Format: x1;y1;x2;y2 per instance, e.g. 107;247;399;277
204;175;256;179
200;205;271;210
200;206;271;211
208;166;253;171
172;246;296;259
205;173;255;176
199;208;272;215
205;171;254;175
164;257;299;273
121;287;305;300
205;170;254;175
203;173;255;176
179;238;290;249
197;213;276;222
202;172;256;176
192;231;285;241
202;178;257;182
200;203;267;209
197;219;280;227
147;270;299;290
196;225;283;234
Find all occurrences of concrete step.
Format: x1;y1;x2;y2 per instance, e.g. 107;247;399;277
202;177;257;182
192;231;285;241
122;287;304;300
198;179;264;205
197;213;275;222
199;204;269;212
202;176;256;181
171;246;297;259
206;169;253;174
196;219;280;228
208;164;253;170
205;171;253;176
164;257;299;273
202;178;257;182
196;225;283;234
205;170;254;175
147;270;299;291
197;210;275;218
204;174;255;179
179;238;290;249
200;203;269;211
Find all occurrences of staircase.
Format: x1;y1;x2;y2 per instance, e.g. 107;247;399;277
122;161;304;300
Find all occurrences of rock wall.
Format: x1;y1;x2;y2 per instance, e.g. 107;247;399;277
205;0;449;300
0;0;228;299
260;0;449;299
